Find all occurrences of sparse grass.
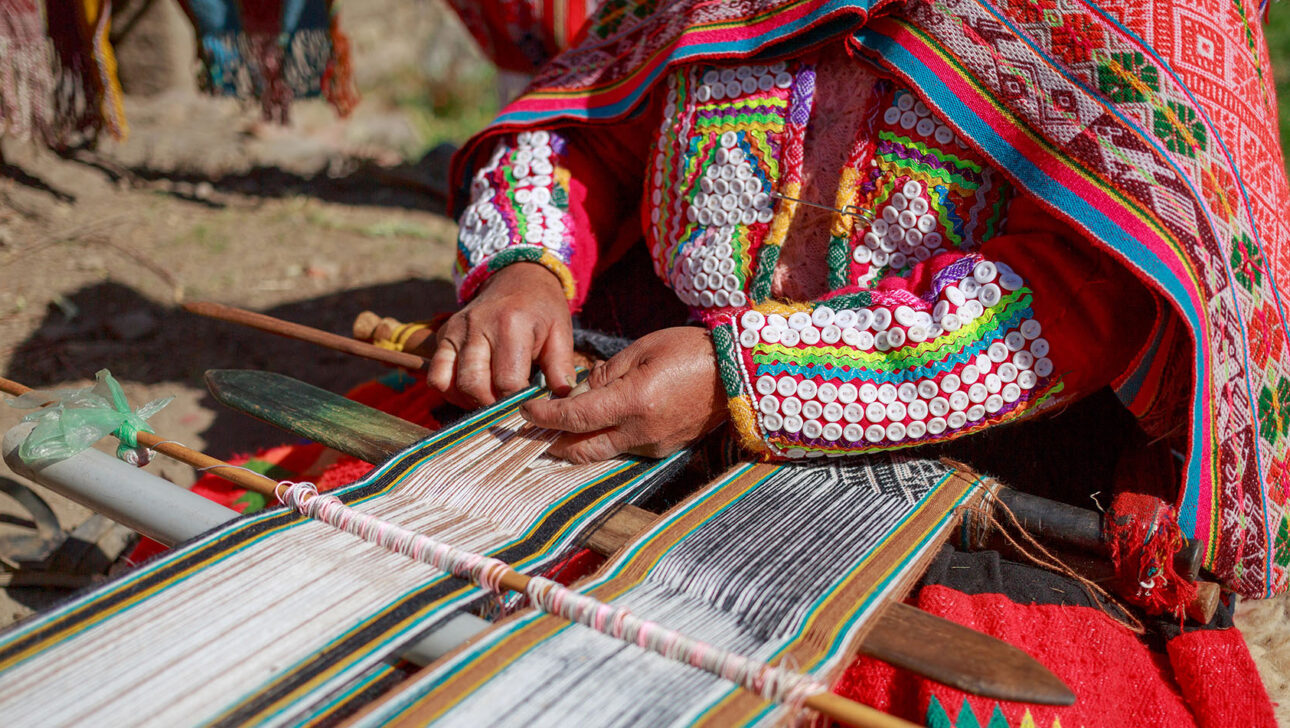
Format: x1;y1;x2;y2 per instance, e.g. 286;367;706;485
358;220;434;239
386;63;499;156
300;204;435;240
186;223;228;254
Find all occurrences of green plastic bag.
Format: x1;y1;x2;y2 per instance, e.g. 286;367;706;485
8;369;172;466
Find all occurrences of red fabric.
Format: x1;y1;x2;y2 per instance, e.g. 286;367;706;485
1167;627;1279;728
1107;491;1199;617
985;196;1161;403
833;585;1273;726
543;548;606;586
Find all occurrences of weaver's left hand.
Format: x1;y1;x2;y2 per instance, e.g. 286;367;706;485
520;327;729;463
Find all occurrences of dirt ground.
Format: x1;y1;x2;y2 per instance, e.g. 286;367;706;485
0;0;1285;721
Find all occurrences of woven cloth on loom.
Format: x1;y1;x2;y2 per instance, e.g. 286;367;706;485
0;387;680;726
351;456;981;727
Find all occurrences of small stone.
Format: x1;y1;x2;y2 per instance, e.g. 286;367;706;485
194;181;215;200
305;261;339;279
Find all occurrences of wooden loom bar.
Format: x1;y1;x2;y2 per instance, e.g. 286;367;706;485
0;375;916;728
182;301;428;372
204;369;1076;707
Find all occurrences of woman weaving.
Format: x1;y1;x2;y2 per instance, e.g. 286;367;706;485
429;0;1289;611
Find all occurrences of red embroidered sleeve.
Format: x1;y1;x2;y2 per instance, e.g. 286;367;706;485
455;116;655;311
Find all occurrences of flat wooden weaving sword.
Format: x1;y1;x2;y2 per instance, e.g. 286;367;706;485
205;368;1076;707
185;301;1216;620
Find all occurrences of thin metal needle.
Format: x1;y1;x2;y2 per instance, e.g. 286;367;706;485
770;191;875;222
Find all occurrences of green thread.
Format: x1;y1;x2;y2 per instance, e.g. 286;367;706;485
750;244;781;303
710;325;746;399
820;290;876;311
487;246;546;271
826;235;851;290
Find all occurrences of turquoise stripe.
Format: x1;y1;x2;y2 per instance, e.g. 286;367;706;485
491;0;872;125
852;24;1209;531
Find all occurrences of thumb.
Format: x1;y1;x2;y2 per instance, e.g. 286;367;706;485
537;318;577;396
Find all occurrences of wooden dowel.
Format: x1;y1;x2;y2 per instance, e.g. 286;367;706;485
0;374;912;728
0;376;280;500
183;301;429;372
353;310;437;359
1186;581;1222;624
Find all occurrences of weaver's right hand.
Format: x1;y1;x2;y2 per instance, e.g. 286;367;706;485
428;262;577;408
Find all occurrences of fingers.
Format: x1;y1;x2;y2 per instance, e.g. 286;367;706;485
455;332;497;406
427;318;465;393
522;381;631;433
537;318;576;396
547;431;624;464
491;316;537;397
427;315;500;407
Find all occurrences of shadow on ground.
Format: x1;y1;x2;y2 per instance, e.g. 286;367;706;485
4;278;457;458
59;144;456;215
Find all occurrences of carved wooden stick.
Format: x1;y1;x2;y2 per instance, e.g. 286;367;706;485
0;375;914;728
184;301;428;372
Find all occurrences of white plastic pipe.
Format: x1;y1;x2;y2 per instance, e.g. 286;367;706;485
2;421;489;662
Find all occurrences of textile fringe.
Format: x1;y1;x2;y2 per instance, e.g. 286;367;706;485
1106;492;1198;618
195;27;357;123
0;35;57;142
276;480;828;712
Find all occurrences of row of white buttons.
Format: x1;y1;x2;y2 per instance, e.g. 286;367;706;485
695;64;791;103
883;93;956;145
739;260;1021;347
461;139;567;260
758;363;1033;440
679;287;747;308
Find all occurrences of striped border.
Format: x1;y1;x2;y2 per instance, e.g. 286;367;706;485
356;461;980;725
0;387;683;725
849;15;1229;572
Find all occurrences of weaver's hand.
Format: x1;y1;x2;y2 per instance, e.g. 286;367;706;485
520;327;728;463
429;263;576;408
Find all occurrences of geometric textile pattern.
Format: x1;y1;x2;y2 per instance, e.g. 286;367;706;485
349;459;980;726
456;131;582;305
853;0;1290;597
452;0;1290;597
0;388;682;725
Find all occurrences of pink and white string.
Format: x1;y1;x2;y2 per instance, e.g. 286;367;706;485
275;481;829;710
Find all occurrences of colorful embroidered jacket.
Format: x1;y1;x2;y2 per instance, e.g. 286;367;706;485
450;0;1290;599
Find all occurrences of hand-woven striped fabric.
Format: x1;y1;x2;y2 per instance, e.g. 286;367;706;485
450;0;1290;599
351;456;981;726
0;387;682;727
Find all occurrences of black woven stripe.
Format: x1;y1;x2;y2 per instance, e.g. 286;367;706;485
0;392;526;666
209;457;673;727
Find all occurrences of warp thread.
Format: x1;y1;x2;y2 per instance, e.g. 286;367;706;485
526;576;827;710
275;481;828;712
